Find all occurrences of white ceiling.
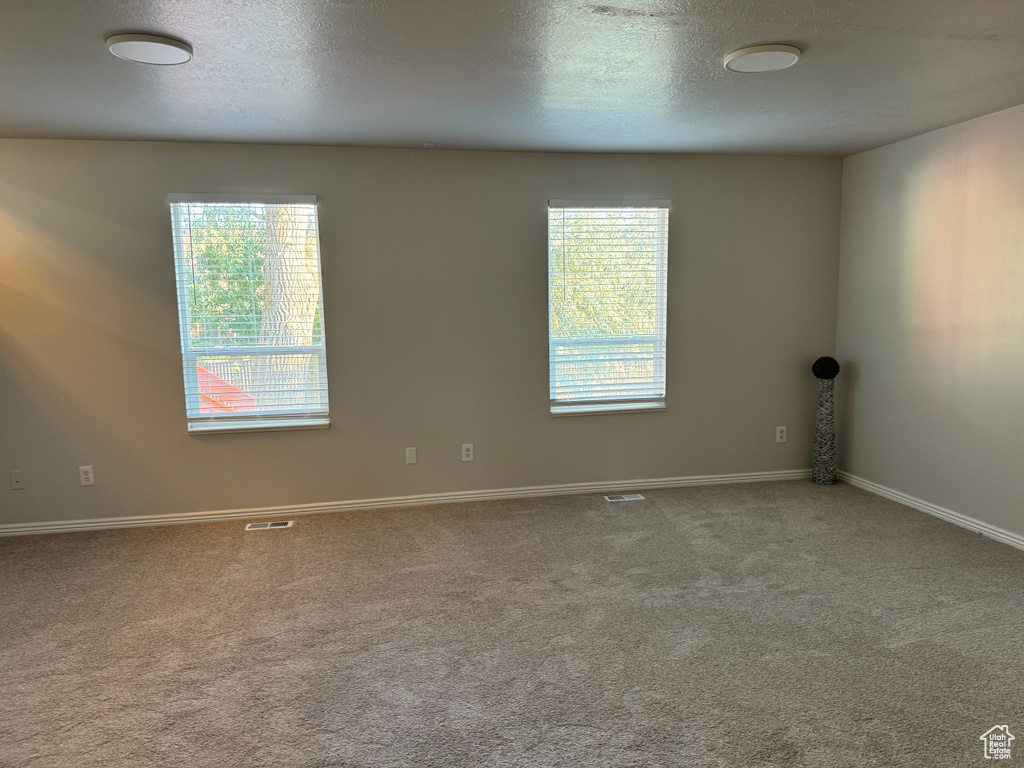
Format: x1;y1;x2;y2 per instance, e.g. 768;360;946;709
2;0;1024;155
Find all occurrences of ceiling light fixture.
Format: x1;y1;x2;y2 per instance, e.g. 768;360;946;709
724;44;801;73
106;33;193;65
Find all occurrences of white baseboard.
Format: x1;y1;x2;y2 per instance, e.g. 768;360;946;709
839;471;1024;553
0;469;810;537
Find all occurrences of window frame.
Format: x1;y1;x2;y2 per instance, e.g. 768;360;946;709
547;199;670;417
169;193;330;435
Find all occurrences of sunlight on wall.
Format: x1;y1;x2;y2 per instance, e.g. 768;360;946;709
901;120;1024;375
0;192;184;510
839;104;1024;535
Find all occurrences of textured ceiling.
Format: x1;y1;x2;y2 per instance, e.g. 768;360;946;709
1;0;1023;155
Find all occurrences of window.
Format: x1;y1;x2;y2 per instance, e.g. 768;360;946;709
170;195;329;433
548;200;669;415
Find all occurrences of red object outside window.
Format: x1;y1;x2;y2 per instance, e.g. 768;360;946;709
197;366;256;413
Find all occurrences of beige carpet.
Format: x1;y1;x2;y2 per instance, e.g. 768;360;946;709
1;480;1022;767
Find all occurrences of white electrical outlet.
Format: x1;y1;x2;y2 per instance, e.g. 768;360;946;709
461;443;474;462
79;465;95;486
10;471;25;490
405;447;417;464
776;426;787;443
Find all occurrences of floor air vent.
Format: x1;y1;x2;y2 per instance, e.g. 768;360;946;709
245;521;293;530
604;494;645;502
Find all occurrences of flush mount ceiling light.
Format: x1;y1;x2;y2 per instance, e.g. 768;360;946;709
724;44;801;73
106;33;193;65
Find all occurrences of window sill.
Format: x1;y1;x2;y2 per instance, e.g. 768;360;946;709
188;418;330;435
550;402;666;417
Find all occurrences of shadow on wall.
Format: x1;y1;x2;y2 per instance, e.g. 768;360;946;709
834;359;857;473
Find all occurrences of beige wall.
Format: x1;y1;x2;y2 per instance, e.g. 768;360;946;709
0;140;841;525
837;104;1024;537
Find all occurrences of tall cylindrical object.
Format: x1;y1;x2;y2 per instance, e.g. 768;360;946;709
811;357;840;485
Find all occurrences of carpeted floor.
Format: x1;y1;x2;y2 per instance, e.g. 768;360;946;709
1;480;1022;767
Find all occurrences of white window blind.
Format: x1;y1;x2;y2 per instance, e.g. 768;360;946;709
548;201;669;415
170;195;330;433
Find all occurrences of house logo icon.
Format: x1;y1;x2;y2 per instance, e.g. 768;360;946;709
980;725;1014;759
